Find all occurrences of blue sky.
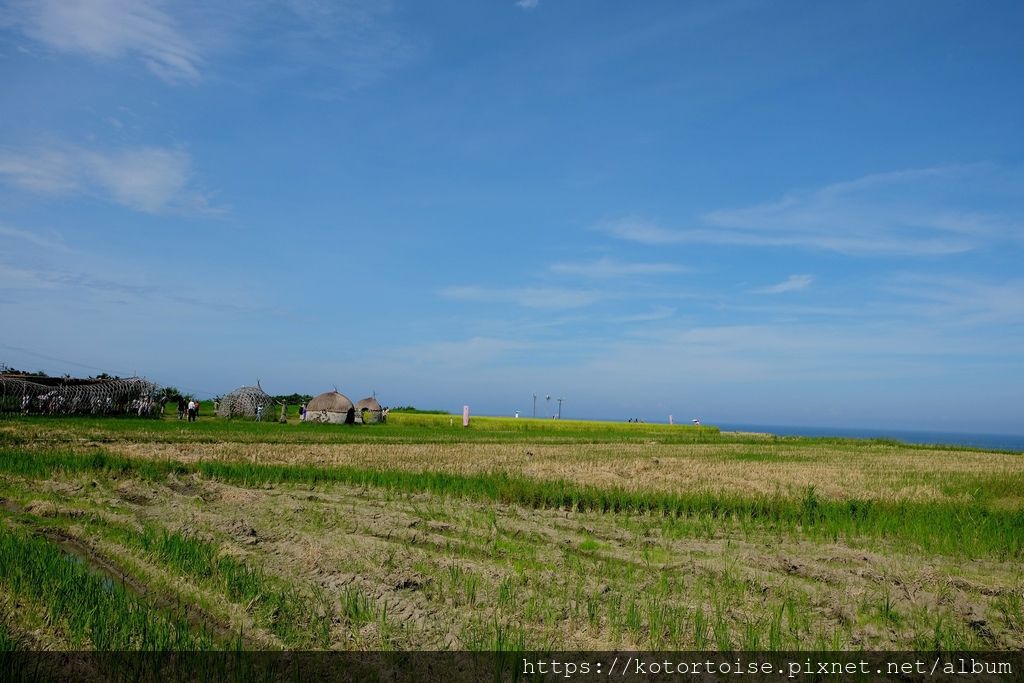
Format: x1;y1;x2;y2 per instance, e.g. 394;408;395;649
1;0;1022;432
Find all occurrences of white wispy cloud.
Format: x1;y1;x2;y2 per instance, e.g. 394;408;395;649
549;257;684;279
2;1;420;95
0;260;279;316
754;274;814;294
602;218;685;246
0;224;70;252
611;305;676;323
392;336;535;367
245;0;421;96
516;0;540;9
0;143;214;214
5;0;202;83
883;274;1024;325
603;164;1023;256
440;285;603;309
604;219;973;256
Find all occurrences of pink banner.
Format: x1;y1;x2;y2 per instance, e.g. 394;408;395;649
463;405;470;427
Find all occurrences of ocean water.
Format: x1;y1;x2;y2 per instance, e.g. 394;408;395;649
716;423;1024;452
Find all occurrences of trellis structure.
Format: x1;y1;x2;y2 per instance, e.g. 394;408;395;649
216;384;276;420
0;375;162;417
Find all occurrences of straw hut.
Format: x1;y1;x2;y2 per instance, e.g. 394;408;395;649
305;391;355;424
355;396;384;424
217;384;275;419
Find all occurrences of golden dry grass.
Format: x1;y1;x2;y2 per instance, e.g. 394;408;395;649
92;440;1024;505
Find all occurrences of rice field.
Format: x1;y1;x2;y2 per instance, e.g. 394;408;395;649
0;413;1021;652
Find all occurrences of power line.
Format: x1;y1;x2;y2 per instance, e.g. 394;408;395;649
0;343;221;398
0;343;129;376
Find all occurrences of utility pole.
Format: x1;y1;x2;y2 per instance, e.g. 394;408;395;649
533;393;537;418
557;397;564;419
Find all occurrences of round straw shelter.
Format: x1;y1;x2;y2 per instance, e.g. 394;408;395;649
306;391;355;424
217;384;275;419
355;396;384;424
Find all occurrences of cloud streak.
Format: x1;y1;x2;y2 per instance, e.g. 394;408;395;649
754;274;813;294
0;224;70;252
883;274;1024;325
0;260;279;316
6;0;202;83
549;257;684;279
440;285;603;309
603;164;1023;256
0;143;214;214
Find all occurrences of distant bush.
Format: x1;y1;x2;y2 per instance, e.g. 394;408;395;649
273;393;313;404
389;406;450;414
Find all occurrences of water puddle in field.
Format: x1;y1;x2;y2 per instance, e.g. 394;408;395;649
62;552;117;593
45;529;251;646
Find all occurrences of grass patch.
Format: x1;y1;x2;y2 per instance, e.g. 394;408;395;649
1;447;1021;559
0;524;213;650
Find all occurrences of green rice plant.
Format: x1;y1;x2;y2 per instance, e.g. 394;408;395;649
673;605;691;647
0;622;21;652
645;598;667;649
876;591;901;626
497;575;516;607
586;593;600;628
524;594;540;622
768;604;784;650
692;607;708;649
340;585;375;626
376;601;399;650
801;486;821;524
0;525;213;650
624;598;642;634
76;518;328;648
462;616;527;652
811;628;844;651
742;619;761;650
2;446;1022;558
464;572;479;606
994;591;1023;633
713;611;731;650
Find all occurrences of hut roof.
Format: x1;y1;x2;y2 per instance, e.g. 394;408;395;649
307;391;354;413
355;397;382;411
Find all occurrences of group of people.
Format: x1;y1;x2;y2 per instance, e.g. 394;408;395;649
171;399;387;425
176;397;199;422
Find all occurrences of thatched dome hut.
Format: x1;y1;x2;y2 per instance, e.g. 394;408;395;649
306;391;355;424
355;396;384;424
217;384;274;419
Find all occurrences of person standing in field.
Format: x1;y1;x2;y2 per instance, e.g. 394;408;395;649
299;403;306;422
187;399;196;422
178;396;186;420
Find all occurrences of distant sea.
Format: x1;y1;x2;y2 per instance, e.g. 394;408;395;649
715;423;1024;452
